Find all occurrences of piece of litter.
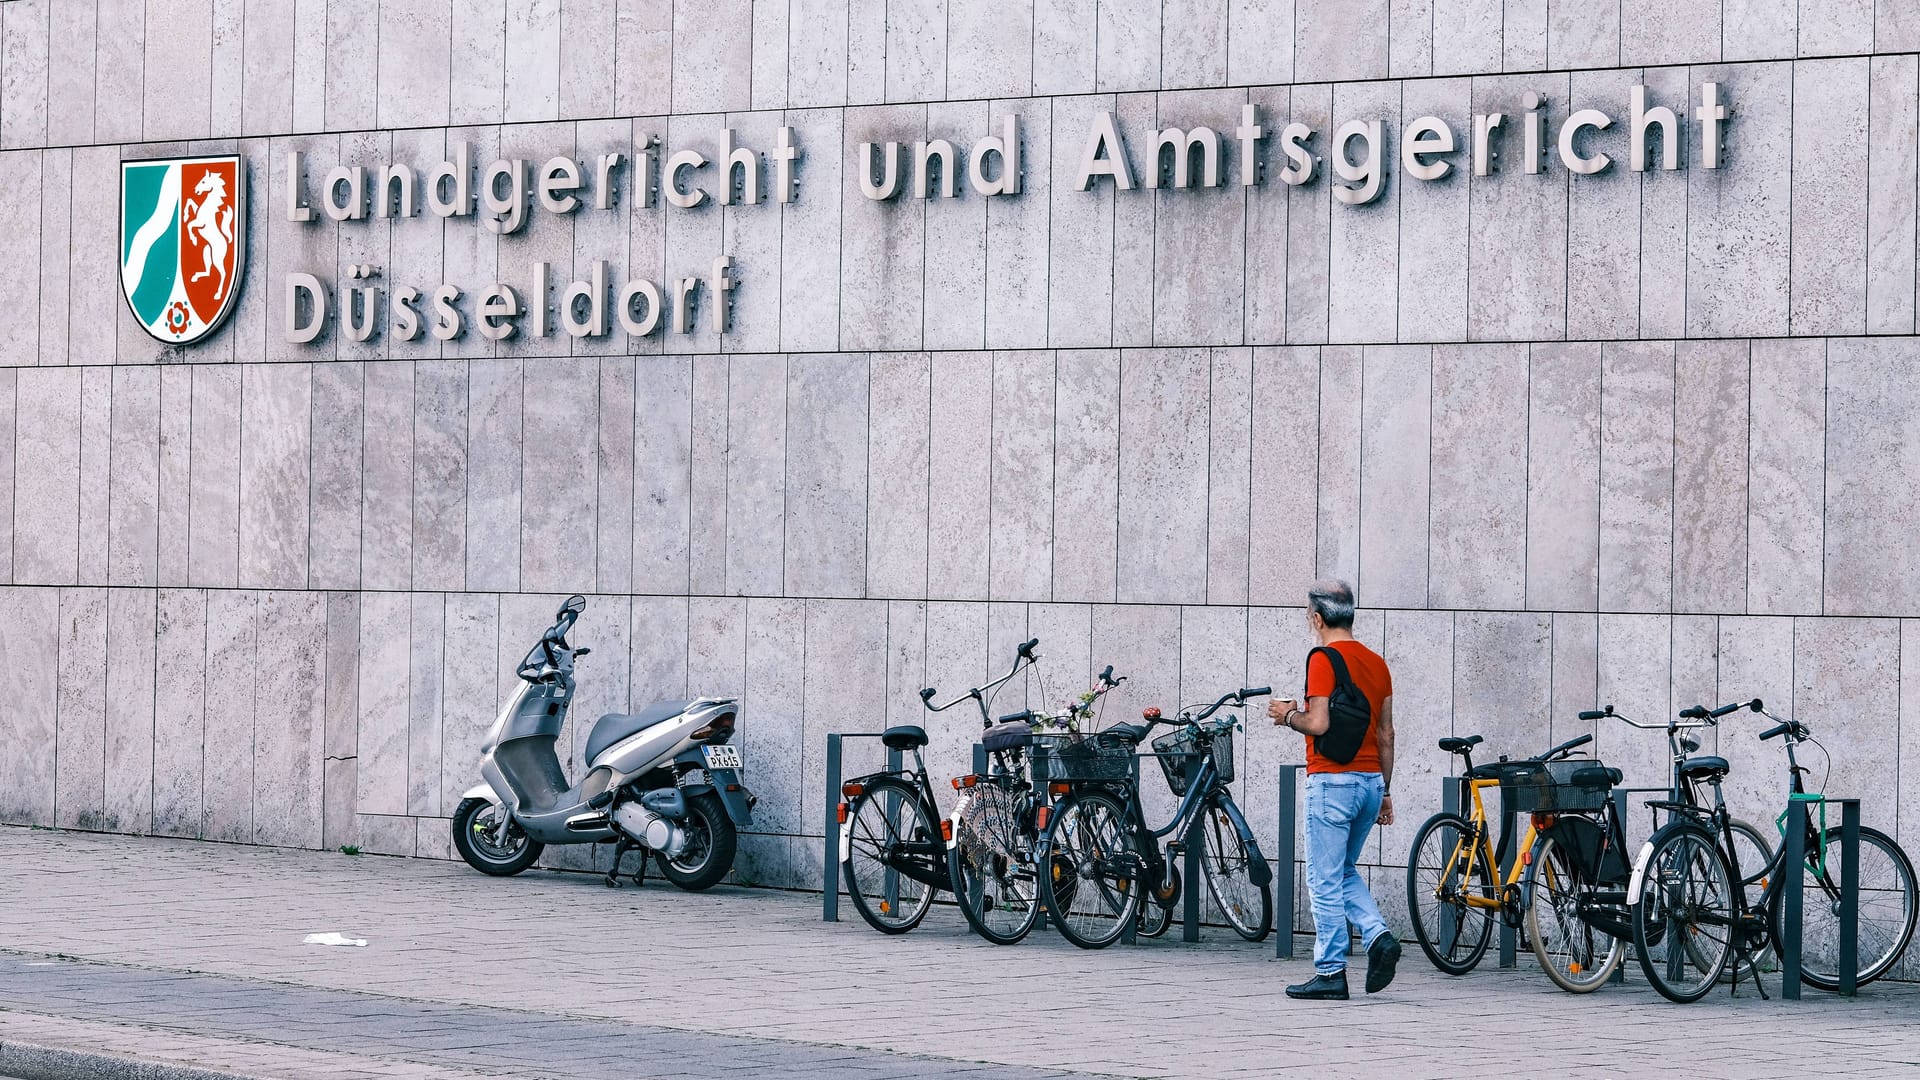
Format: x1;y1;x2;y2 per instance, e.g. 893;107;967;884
302;932;368;947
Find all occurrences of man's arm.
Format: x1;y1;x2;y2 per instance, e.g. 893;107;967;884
1377;695;1395;825
1293;695;1331;735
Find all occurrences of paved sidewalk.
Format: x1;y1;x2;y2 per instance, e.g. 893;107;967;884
2;827;1918;1079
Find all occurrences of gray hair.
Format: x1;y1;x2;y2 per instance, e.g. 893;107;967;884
1307;580;1356;629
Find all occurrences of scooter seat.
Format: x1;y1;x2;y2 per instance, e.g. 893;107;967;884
585;700;692;763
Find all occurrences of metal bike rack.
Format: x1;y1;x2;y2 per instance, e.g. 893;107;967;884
820;732;902;923
1781;796;1861;999
1273;764;1302;959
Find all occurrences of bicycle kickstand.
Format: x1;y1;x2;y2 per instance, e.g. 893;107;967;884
1731;937;1770;1001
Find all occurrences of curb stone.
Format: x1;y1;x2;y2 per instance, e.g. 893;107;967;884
0;1038;255;1080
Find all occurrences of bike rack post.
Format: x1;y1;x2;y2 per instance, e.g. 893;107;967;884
1497;802;1518;969
1275;764;1302;959
1840;799;1860;996
1181;813;1203;943
973;743;987;777
1608;787;1631;985
1434;775;1468;960
821;733;902;924
1781;796;1862;1000
1782;797;1807;1000
822;734;843;922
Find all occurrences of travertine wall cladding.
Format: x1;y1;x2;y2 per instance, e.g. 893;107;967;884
0;2;1918;930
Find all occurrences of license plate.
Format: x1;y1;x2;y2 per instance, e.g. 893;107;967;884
702;744;743;770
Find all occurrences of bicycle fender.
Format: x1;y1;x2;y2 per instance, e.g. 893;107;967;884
1213;796;1273;889
1625;840;1658;905
946;791;972;852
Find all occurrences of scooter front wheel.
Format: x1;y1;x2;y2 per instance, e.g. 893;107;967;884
655;791;738;892
453;797;544;876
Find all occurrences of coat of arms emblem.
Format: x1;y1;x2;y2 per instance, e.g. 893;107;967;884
120;155;246;344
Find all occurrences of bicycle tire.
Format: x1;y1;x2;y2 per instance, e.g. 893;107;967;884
1039;790;1142;950
1405;812;1496;975
841;777;940;934
947;782;1043;946
1196;800;1273;942
1766;824;1919;990
1526;835;1624;993
1632;821;1736;1003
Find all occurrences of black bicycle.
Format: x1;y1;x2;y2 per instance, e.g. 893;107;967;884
1628;699;1919;1002
1035;687;1274;950
837;639;1044;939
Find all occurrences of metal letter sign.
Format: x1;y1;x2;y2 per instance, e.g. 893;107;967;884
121;155;248;345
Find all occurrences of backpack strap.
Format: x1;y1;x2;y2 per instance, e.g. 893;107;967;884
1308;645;1357;696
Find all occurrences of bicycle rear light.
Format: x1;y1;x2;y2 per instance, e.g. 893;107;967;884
1531;812;1558;832
836;801;848;824
1035;806;1051;829
841;781;865;798
951;774;978;790
940;819;953;842
1049;782;1070;797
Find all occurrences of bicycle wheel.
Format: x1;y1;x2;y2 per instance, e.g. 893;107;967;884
841;778;940;934
1196;801;1273;942
948;782;1042;945
1405;812;1496;975
1633;823;1735;1003
1039;791;1142;950
1136;900;1173;938
1767;824;1919;990
1526;835;1624;993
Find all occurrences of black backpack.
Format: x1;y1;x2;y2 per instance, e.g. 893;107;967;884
1307;646;1373;765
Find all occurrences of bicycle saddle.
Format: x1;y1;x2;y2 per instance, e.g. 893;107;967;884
1678;755;1730;782
1438;735;1484;754
882;725;929;750
1571;765;1624;791
1103;722;1152;745
982;720;1031;752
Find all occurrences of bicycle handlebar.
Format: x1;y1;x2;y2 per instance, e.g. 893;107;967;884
1529;733;1594;761
1577;706;1612;721
1191;687;1271;723
921;638;1041;715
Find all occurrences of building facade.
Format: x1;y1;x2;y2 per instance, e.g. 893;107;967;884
0;1;1916;935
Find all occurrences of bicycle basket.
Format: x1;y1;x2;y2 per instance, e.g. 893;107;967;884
1498;758;1612;814
1031;732;1137;784
1149;727;1233;797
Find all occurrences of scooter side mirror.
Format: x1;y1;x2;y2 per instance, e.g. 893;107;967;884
559;594;587;619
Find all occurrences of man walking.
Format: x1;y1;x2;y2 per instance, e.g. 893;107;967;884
1269;580;1399;1000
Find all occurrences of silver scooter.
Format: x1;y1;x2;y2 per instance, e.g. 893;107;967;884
453;595;755;891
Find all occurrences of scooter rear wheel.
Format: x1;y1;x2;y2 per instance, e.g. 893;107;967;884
453;797;543;876
655;791;738;892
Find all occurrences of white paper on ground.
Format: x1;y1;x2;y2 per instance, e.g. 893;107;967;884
302;932;368;947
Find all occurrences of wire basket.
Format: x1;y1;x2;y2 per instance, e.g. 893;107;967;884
1030;732;1137;784
1497;758;1612;814
1150;727;1233;797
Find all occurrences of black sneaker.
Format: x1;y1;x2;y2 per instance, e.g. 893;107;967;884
1285;971;1349;1000
1366;932;1402;994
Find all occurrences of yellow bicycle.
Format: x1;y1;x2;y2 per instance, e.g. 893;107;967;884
1404;732;1627;988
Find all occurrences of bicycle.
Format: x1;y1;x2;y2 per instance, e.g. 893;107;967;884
1034;686;1274;950
836;638;1044;939
1627;699;1919;1003
1581;702;1775;982
1405;730;1609;980
941;662;1129;945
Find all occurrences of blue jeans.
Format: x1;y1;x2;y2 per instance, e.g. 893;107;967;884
1305;771;1390;975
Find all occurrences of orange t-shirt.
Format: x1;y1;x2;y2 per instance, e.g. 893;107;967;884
1303;640;1391;774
